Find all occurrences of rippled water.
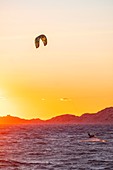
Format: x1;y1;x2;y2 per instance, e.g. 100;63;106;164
0;124;113;170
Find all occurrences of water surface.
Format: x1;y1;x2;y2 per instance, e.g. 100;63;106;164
0;124;113;170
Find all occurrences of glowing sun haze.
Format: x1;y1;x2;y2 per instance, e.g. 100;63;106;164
0;0;113;119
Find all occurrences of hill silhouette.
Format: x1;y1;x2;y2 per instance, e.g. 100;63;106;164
0;107;113;124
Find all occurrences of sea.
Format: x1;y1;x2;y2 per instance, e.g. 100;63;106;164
0;124;113;170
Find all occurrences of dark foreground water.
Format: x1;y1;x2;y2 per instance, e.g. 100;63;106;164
0;124;113;170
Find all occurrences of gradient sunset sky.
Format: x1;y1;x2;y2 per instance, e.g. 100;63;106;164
0;0;113;119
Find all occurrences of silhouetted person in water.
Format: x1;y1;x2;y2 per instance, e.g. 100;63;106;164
88;133;95;138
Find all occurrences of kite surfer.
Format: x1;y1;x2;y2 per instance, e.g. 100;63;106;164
88;133;95;138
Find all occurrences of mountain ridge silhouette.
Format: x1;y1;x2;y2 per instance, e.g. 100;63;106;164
0;107;113;124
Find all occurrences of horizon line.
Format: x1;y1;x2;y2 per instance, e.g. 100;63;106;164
0;106;113;121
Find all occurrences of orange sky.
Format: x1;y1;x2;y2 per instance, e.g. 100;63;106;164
0;0;113;119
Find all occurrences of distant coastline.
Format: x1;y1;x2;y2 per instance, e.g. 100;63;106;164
0;107;113;124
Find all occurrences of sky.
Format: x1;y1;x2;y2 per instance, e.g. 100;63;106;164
0;0;113;120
